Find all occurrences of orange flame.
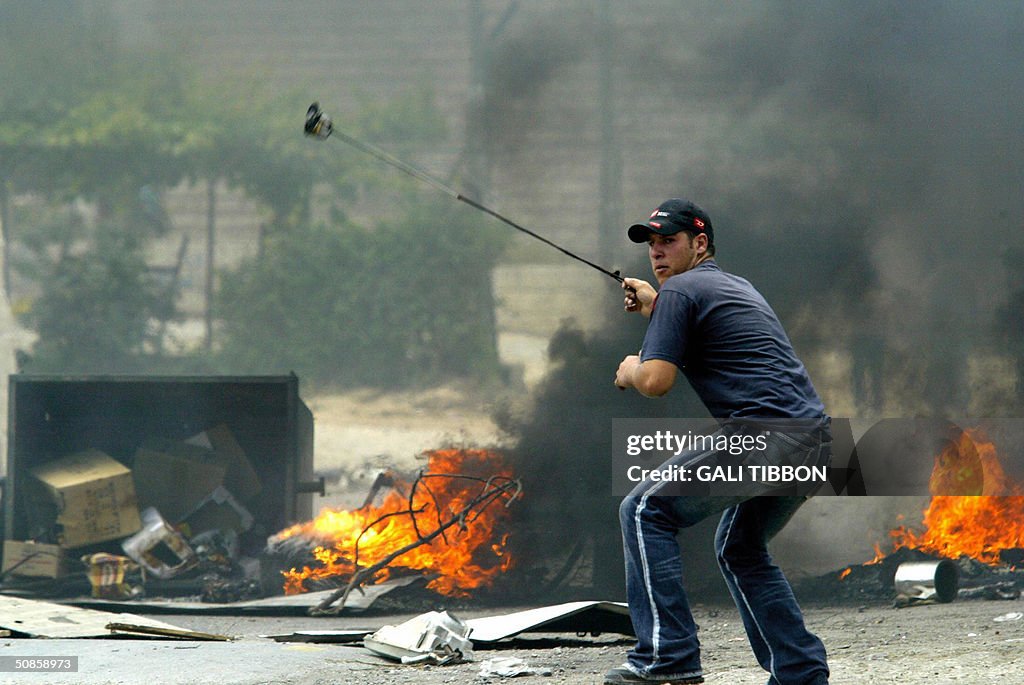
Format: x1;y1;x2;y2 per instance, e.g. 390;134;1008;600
865;542;886;565
839;544;883;580
273;448;518;596
886;429;1024;564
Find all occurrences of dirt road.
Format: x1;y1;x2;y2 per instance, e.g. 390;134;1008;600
312;599;1024;684
6;598;1019;684
258;598;1024;685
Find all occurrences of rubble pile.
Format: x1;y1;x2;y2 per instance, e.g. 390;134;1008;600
795;546;1024;606
2;425;265;603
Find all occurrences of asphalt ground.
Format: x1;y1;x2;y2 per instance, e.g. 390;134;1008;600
2;599;1023;684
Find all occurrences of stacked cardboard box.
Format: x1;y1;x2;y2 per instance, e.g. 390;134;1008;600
28;450;143;549
2;540;66;578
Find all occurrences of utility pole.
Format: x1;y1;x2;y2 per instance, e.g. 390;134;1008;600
597;0;622;274
466;0;491;202
593;0;627;595
466;1;518;201
204;178;216;352
467;0;517;374
0;180;11;300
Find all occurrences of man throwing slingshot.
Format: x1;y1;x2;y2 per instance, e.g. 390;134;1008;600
607;198;832;685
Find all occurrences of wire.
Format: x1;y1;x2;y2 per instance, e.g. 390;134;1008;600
311;107;624;283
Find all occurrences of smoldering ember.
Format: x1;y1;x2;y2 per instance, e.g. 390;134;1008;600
2;3;1024;685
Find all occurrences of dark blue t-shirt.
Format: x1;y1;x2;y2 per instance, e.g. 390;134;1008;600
640;260;825;419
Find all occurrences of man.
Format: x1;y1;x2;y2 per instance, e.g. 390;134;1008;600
606;198;832;685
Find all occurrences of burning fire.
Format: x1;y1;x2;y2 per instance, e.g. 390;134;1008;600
885;428;1024;565
273;448;518;596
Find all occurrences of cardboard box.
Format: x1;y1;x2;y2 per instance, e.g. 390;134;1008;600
29;450;143;548
6;375;314;545
2;540;66;578
182;485;254;536
132;444;227;523
185;425;262;501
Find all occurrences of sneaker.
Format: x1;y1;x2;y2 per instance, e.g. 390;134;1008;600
603;663;704;684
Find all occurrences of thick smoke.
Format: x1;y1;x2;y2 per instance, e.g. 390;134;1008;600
484;0;1024;416
486;2;1024;589
678;1;1024;416
497;317;716;600
480;7;597;158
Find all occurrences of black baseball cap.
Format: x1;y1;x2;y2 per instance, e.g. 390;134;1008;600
627;198;714;245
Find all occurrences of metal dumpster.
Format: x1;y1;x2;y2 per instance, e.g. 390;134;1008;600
3;374;317;553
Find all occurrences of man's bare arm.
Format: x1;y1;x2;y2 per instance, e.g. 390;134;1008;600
614;356;677;397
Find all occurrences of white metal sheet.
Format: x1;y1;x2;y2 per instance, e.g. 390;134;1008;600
0;595;200;639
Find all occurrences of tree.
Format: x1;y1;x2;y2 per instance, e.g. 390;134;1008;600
23;221;172;373
215;193;506;389
1;5;505;387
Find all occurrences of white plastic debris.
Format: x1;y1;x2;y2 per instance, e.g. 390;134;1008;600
478;656;553;678
993;612;1024;622
363;610;474;664
121;507;198;579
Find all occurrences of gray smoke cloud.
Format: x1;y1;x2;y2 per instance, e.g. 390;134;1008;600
484;0;1024;417
645;1;1024;416
484;1;1024;589
649;4;1024;577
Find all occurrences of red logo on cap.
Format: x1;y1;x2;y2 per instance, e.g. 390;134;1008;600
693;218;705;229
650;221;662;229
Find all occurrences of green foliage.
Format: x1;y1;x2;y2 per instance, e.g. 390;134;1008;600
209;86;509;389
176;80;340;231
215;196;507;388
0;4;507;388
22;222;173;373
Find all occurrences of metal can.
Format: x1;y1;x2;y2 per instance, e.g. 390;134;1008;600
893;559;959;603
